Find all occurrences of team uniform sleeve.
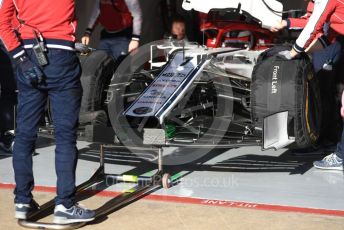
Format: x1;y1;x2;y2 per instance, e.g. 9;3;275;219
287;18;309;30
125;0;142;41
293;0;335;53
85;0;101;35
0;0;24;58
287;1;313;30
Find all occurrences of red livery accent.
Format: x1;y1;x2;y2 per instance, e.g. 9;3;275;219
200;10;275;50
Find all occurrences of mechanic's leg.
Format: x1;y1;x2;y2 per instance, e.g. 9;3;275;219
312;41;342;73
317;68;338;144
305;38;325;54
99;38;114;58
99;36;129;61
45;49;82;208
109;36;130;60
12;67;47;204
334;123;344;160
313;126;344;170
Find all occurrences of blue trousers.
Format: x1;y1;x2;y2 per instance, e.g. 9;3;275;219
13;48;82;208
312;38;344;159
312;40;342;73
99;36;129;60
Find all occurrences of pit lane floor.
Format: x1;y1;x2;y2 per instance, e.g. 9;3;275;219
0;136;344;229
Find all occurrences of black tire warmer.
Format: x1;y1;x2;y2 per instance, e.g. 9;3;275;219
251;46;322;149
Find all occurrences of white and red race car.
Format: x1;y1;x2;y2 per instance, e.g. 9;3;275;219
103;0;321;151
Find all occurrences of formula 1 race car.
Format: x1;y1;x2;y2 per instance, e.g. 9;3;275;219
104;0;322;151
37;0;323;153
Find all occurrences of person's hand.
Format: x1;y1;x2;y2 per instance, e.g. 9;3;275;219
81;34;90;45
75;42;91;54
277;48;298;60
270;20;288;32
277;50;293;60
128;40;139;53
16;55;43;88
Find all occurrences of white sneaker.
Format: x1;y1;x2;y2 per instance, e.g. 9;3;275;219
53;203;95;224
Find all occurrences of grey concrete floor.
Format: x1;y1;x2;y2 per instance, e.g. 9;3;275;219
1;136;344;214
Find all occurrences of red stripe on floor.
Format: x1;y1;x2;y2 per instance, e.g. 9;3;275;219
1;183;344;217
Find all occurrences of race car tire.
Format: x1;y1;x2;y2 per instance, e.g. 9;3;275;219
251;46;322;149
78;50;115;113
79;110;108;126
0;45;16;133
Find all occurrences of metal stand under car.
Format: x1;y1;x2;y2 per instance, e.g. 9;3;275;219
18;139;172;229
